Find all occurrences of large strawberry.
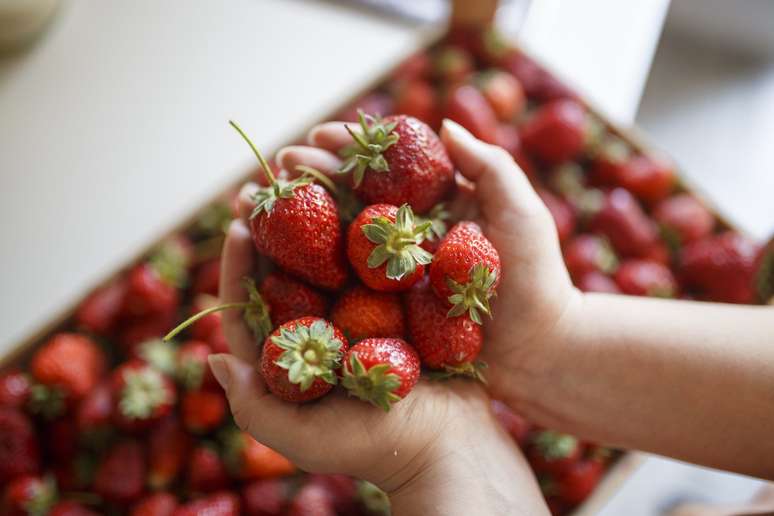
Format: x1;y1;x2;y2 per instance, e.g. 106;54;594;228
31;333;105;402
347;204;432;292
2;475;56;516
230;121;347;291
429;222;500;324
653;193;715;246
587;188;658;258
173;492;240;516
340;113;454;214
444;84;499;144
259;271;327;327
563;234;618;281
616;154;676;205
330;286;405;342
93;440;146;503
614;260;677;298
261;317;348;402
520;99;589;164
148;416;191;490
222;430;296;481
341;338;420;411
0;407;40;483
111;360;176;431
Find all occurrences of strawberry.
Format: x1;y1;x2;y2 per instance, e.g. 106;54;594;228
117;312;176;354
563;234;618;280
587;188;658;258
2;475;56;516
111;360;176;431
429;221;501;324
340;113;454;214
176;340;216;391
538;188;577;244
259;271;327;327
74;381;112;433
188;444;229;492
575;271;621;294
0;369;31;408
330;286;405;342
50;500;100;516
0;408;40;483
231;122;348;291
405;277;483;374
223;430;296;481
528;431;582;476
347;204;432;292
136;338;178;376
392;80;440;129
502;50;577;102
75;277;128;335
616;155;676;205
93;440;146;503
615;260;677;298
390;51;431;83
432;46;474;84
341;338;420;411
679;231;762;304
188;295;227;344
415;203;449;254
337;93;394;124
557;458;605;505
192;258;221;297
148;416;191;490
31;333;105;401
47;417;78;463
242;479;290;516
130;492;178;516
308;475;359;515
287;482;336;516
491;400;531;447
588;135;632;187
475;70;525;121
181;389;227;434
653;193;715;246
173;492;240;516
520;99;588;164
444;84;499;144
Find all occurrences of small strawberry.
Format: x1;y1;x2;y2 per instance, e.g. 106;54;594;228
50;500;100;516
341;338;420;411
575;271;621;294
653;193;715;246
259;271;328;327
557;458;605;505
75;277;128;335
188;444;229;492
444;84;500;144
173;492;240;516
287;482;336;516
111;360;176;432
392;79;440;129
538;188;577;244
339;113;454;214
475;70;525;121
2;475;56;516
432;46;474;84
93;440;146;503
147;416;191;490
563;234;618;280
0;369;31;408
231;121;348;291
615;259;677;298
528;431;582;476
406;277;483;375
175;340;216;391
192;258;221;297
130;492;179;516
188;295;224;342
347;204;432;292
31;333;105;402
588;135;632;187
223;430;296;481
491;400;531;447
520;99;589;164
616;154;676;205
429;221;501;324
242;479;290;516
337;93;394;124
587;188;658;258
0;408;40;483
330;286;405;342
182;389;227;434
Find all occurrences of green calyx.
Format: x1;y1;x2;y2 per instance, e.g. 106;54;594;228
341;353;402;412
250;175;313;217
149;239;189;288
595;237;619;274
272;319;344;392
27;384;65;420
362;204;433;280
23;476;57;516
416;203;449;244
340;110;399;188
427;361;487;383
357;481;390;516
119;367;171;420
533;431;578;460
138;338;178;376
446;263;498;324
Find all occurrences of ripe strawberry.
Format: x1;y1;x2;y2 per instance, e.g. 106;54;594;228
93;440;146;503
341;338;420;411
188;295;226;342
182;389;227;434
432;46;474;84
75;381;113;433
176;340;216;391
653;194;715;246
475;70;525;121
308;475;359;515
192;258;221;297
111;360;176;431
502;50;577;102
330;286;405;342
242;479;290;516
520;99;588;164
563;234;618;280
557;458;605;505
231;122;348;291
680;231;761;304
616;155;676;205
117;312;176;353
173;492;240;516
429;221;501;324
2;475;56;516
528;431;582;476
287;482;336;516
131;492;178;516
444;84;499;144
406;277;483;374
188;444;229;492
337;93;394;124
0;369;31;408
75;277;128;335
615;260;677;298
223;430;296;481
31;333;105;401
587;188;658;258
148;416;192;490
340;113;454;214
347;204;432;292
575;271;621;294
122;243;187;319
644;240;671;265
588;135;632;187
392;80;440;129
491;400;531;446
538;188;577;244
50;500;100;516
391;51;431;83
0;408;40;483
259;271;327;327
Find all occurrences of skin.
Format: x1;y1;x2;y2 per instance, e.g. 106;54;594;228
211;119;774;514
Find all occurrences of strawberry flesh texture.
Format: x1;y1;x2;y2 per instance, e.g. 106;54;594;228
588;188;658;258
76;380;113;431
344;338;420;400
615;260;677;297
31;333;105;401
653;193;715;245
93;440;146;504
521;99;587;165
0;407;40;483
444;84;500;144
259;271;327;328
330;285;405;342
617;155;675;205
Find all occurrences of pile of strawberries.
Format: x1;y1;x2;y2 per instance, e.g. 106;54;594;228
1;25;772;516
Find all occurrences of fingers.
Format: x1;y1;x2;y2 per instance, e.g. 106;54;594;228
307;121;355;152
275;145;347;183
237;183;258;223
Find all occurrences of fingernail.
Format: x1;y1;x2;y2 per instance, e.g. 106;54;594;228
442;118;472;140
274;147;290;167
208;354;231;390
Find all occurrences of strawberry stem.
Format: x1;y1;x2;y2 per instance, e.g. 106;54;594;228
163;302;248;341
294;165;338;196
229;120;277;186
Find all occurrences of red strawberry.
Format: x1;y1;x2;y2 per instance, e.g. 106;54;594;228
148;416;192;490
433;46;474;84
287;482;336;516
347;204;432;292
444;84;499;144
117;312;176;353
188;295;226;344
93;440;146;503
223;430;296;481
242;479;290;516
308;475;359;515
173;492;240;516
31;333;105;401
617;155;676;205
563;234;618;280
0;369;30;408
588;188;658;258
2;475;55;516
181;389;227;434
575;271;621;294
259;271;328;327
192;258;221;297
680;231;762;303
538;188;577;244
337;93;394;123
491;400;531;446
341;338;420;411
231;122;348;291
340;113;454;214
50;500;100;516
429;221;501;324
588;135;632;187
122;258;181;320
111;360;176;431
391;51;431;83
330;286;405;342
502;50;577;102
0;408;39;483
528;431;582;476
557;459;605;505
188;444;229;492
75;277;128;335
644;240;671;265
131;492;178;516
653;194;715;246
406;277;483;374
76;381;113;432
176;340;216;391
521;99;588;164
615;260;677;298
392;80;440;129
476;70;525;121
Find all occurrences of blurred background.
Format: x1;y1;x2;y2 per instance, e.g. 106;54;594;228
1;0;772;513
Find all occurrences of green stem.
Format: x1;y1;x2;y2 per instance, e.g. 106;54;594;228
163;302;248;341
295;165;338;196
229;120;277;185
